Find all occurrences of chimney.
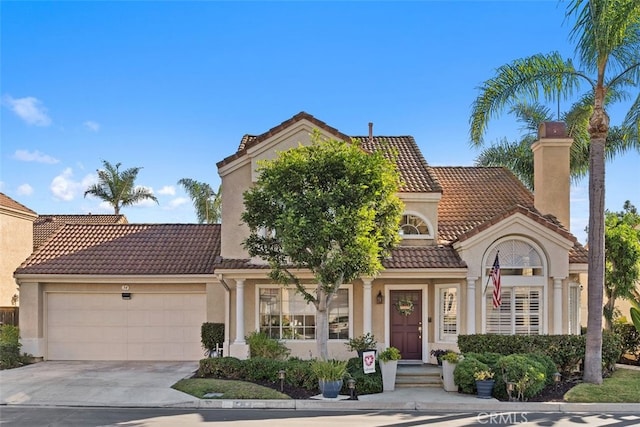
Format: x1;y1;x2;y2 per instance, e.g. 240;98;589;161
532;122;573;230
368;122;373;143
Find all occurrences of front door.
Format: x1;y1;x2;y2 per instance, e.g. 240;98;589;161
390;290;423;360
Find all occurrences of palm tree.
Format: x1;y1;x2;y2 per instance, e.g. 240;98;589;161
177;178;221;224
469;0;640;384
476;101;638;191
84;160;158;214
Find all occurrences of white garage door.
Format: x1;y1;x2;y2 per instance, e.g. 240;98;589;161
47;292;206;361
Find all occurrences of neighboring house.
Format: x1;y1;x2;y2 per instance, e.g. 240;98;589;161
15;112;589;362
33;214;128;250
1;193;37;323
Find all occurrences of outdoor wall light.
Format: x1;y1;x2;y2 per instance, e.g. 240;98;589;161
376;291;383;304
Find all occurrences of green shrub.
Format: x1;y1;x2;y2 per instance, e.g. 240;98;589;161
0;325;23;370
602;330;623;373
453;355;490;394
201;323;225;355
613;321;640;360
343;357;382;395
527;353;558;385
496;354;547;401
244;357;284;382
311;359;347;381
246;331;290;360
197;357;244;379
283;358;317;390
345;333;377;353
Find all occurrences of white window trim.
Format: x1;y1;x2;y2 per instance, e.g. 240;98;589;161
434;283;460;344
255;284;353;342
481;237;548;335
399;211;434;239
568;282;581;335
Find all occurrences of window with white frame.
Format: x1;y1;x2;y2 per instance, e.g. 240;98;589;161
436;285;459;342
398;213;433;238
483;239;546;335
258;287;350;340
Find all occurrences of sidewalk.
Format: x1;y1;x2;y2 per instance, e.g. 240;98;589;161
1;361;638;413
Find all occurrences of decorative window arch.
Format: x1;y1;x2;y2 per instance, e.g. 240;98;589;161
482;237;548;335
398;212;434;239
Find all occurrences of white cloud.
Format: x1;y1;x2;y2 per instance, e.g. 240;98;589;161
83;120;100;132
13;149;59;164
158;185;176;196
16;183;34;196
50;168;95;201
168;197;189;209
3;95;52;126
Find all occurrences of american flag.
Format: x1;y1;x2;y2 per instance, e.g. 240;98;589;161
491;253;501;308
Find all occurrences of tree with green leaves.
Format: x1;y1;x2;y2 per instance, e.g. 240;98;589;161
177;178;221;224
604;201;640;330
84;160;158;214
476;101;637;191
469;0;640;384
242;131;404;360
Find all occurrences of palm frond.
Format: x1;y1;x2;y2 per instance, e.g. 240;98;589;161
470;52;586;145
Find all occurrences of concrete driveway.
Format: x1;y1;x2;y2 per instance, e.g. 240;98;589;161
0;361;199;407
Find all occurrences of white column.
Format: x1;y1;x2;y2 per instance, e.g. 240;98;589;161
466;277;477;334
234;279;246;343
362;279;373;335
553;278;563;334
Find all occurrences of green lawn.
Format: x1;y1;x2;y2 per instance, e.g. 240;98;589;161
172;378;291;400
564;368;640;403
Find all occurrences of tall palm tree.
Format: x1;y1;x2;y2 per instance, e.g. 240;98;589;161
469;0;640;384
177;178;221;224
476;101;638;191
84;160;158;214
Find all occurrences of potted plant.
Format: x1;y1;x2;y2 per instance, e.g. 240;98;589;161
473;369;495;399
345;333;377;357
378;346;401;391
441;351;460;392
430;349;447;365
311;359;348;398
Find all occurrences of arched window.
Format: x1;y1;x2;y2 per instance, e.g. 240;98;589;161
398;213;433;238
483;238;547;335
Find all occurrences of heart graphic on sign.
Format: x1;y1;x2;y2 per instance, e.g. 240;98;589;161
364;354;375;366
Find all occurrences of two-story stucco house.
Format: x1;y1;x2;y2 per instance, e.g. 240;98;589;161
14;112;588;362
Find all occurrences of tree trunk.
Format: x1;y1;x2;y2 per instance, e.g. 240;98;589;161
315;287;331;361
584;103;608;384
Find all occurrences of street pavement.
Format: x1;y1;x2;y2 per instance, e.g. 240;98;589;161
1;361;638;413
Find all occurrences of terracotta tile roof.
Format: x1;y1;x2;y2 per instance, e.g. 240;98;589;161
383;246;466;269
214;246;466;271
33;214;128;250
218;112;442;193
0;192;37;216
569;241;589;264
218;112;352;168
357;136;442;193
431;167;536;243
16;224;220;276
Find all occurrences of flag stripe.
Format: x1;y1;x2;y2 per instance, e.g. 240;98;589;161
491;253;501;308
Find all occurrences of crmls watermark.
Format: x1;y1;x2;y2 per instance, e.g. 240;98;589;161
477;412;529;424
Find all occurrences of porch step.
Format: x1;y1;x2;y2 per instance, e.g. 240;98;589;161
395;363;442;388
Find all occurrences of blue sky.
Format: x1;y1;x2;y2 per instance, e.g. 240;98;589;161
1;1;637;245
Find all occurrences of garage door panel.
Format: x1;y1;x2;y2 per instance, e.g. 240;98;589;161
47;292;206;361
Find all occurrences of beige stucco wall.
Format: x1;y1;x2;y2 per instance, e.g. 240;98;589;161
532;137;572;230
579;272;637;328
0;208;36;307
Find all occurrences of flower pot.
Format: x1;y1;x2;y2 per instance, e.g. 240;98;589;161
379;360;398;391
442;360;457;392
475;380;495;399
319;379;343;398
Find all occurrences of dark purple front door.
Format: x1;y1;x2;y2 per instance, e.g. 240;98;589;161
390;290;422;360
